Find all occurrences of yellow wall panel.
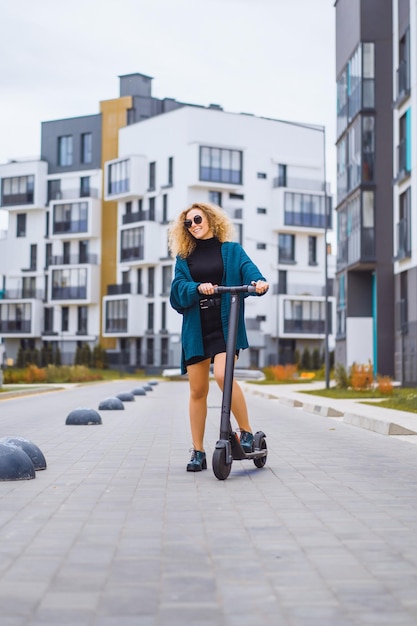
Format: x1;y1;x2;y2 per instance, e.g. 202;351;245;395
99;96;132;348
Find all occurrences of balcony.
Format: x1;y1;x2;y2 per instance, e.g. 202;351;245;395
284;319;326;333
48;188;99;202
120;246;144;263
337;227;375;270
0;288;44;300
107;283;132;295
0;320;31;333
395;60;410;107
2;192;34;207
273;176;325;192
49;253;98;266
395;218;412;261
51;286;87;300
122;210;156;225
396;139;411;183
52;219;88;235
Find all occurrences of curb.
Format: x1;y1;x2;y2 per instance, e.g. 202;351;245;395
242;383;417;438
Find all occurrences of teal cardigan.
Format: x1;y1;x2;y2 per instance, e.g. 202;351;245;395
170;241;266;374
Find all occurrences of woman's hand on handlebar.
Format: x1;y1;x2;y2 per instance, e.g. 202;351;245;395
198;282;217;296
251;280;269;295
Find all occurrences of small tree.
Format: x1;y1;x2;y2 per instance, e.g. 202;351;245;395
312;347;321;370
334;362;350;389
301;347;312;371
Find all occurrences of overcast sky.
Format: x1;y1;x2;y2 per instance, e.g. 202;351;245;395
0;0;336;228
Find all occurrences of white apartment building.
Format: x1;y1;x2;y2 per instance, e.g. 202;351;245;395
0;73;335;372
102;105;335;370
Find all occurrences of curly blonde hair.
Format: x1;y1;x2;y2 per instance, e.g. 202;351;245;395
168;202;236;258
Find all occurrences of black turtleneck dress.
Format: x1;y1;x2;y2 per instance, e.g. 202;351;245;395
186;237;226;366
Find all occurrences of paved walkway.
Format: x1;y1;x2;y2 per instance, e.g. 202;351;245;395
0;379;417;625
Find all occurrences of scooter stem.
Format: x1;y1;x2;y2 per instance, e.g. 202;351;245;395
220;291;240;440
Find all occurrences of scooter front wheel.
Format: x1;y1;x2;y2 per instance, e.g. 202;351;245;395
253;432;267;469
212;447;232;480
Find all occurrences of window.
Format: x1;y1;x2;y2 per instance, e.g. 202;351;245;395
362;117;375;182
147;302;154;331
256;243;267;250
108;160;129;195
43;307;54;333
146;337;154;365
284;193;327;228
161;336;169;365
149;197;155;221
52;268;87;300
168;157;173;185
149;161;156;191
45;243;52;269
257;207;267;214
22;276;36;298
397;29;410;98
53;202;88;234
62;241;71;265
398;109;411;177
162;194;168;222
209;191;222;206
80;176;90;197
308;236;317;265
79;240;88;264
257;172;267;179
16;213;27;237
105;300;127;332
81;133;92;164
1;175;34;206
137;268;142;294
397;188;411;259
61;307;69;332
77;306;88;334
161;302;167;331
48;179;61;202
30;244;37;270
120;227;144;262
278;164;287;187
279;234;295;263
199;147;243;184
337;274;346;336
229;192;244;200
278;270;287;294
148;267;155;296
58;136;73;166
162;265;172;295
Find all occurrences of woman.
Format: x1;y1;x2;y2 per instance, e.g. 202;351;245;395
168;202;269;472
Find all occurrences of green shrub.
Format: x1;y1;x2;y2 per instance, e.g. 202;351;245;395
334;362;350;389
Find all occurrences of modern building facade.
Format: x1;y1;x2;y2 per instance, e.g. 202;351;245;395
335;0;395;377
0;73;335;372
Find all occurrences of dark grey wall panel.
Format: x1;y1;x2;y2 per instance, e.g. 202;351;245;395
41;114;102;174
335;0;361;76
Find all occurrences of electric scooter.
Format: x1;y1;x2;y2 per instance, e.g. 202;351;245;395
211;285;268;481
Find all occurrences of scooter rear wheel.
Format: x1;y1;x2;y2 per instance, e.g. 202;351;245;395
212;447;232;480
253;432;267;469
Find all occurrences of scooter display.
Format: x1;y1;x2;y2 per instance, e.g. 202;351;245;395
211;285;267;480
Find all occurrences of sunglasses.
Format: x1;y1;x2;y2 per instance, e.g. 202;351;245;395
184;214;203;229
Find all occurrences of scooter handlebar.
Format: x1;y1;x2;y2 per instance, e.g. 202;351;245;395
214;285;257;294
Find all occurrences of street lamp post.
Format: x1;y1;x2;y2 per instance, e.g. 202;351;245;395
322;127;330;389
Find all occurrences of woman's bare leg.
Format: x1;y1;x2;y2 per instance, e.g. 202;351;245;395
213;353;252;433
186;359;211;451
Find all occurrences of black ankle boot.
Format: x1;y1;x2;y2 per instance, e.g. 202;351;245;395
187;450;207;472
240;431;254;453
